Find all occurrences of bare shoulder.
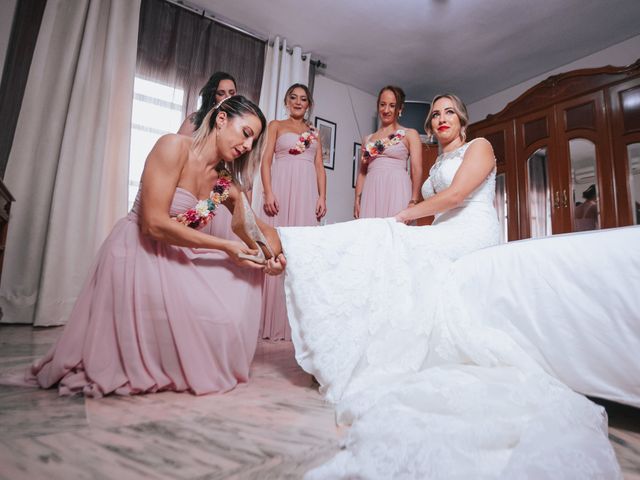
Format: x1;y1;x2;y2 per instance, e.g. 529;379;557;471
268;119;281;132
182;111;196;125
403;128;422;141
465;137;494;159
177;113;197;135
149;134;191;167
155;133;190;153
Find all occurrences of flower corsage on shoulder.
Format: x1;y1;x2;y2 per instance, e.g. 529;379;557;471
362;129;406;163
289;127;319;155
174;169;232;229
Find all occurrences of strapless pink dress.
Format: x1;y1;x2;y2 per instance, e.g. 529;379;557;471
30;188;262;396
260;132;319;340
360;140;411;218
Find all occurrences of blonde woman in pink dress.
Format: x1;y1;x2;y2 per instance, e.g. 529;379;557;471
30;96;286;397
260;83;327;340
354;85;423;218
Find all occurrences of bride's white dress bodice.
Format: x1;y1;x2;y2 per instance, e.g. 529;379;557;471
423;140;495;209
277;139;620;479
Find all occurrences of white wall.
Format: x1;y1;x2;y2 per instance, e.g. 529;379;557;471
0;0;17;75
468;34;640;123
312;74;377;223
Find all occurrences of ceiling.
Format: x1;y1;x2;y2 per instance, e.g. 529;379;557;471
191;0;640;103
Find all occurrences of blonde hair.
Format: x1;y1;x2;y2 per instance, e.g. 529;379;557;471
192;95;266;190
424;93;469;141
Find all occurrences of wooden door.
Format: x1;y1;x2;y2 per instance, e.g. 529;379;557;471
416;143;439;226
554;91;615;232
608;77;640;226
515;107;560;239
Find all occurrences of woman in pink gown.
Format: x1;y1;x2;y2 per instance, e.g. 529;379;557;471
354;85;423;218
260;83;327;340
30;96;286;397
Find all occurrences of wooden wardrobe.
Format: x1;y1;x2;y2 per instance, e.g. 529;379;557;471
469;60;640;241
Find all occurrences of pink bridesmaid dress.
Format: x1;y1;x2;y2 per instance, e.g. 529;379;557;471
260;131;319;340
30;186;262;397
360;132;412;218
208;200;236;240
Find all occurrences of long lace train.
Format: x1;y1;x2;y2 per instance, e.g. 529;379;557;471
280;218;620;479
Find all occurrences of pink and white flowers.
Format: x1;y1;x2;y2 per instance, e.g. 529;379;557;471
362;129;406;163
289;128;319;155
174;169;232;229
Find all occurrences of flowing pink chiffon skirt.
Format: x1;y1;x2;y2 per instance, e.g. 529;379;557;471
29;188;262;397
360;152;411;219
260;133;318;340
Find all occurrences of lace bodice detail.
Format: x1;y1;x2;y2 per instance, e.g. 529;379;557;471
422;139;496;206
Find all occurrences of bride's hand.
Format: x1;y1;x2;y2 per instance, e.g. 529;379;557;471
264;253;287;276
395;209;411;224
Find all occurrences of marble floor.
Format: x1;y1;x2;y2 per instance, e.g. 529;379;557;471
0;324;639;480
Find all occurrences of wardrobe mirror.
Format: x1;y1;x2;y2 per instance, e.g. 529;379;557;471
570;139;599;231
527;147;552;237
628;143;640;225
494;173;508;243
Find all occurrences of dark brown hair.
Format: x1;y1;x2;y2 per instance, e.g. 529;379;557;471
192;72;237;130
377;85;406;117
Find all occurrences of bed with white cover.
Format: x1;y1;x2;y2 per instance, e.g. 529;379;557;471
449;225;640;408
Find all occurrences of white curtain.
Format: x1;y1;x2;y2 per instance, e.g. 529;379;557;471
258;36;310;122
0;0;141;325
253;36;310;209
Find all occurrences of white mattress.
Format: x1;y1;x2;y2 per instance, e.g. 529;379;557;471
450;225;640;408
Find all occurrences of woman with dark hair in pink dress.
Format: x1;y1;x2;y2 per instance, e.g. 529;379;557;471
355;85;423;219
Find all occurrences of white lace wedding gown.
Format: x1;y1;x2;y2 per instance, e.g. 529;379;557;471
279;140;621;479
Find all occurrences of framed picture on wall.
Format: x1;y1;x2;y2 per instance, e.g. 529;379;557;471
352;142;361;188
315;117;336;170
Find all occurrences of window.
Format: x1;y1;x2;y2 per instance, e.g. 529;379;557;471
128;77;185;209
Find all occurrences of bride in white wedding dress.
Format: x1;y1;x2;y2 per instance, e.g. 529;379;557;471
279;94;621;479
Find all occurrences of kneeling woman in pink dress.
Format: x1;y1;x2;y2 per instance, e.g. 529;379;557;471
354;85;423;218
260;83;327;340
30;96;285;397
